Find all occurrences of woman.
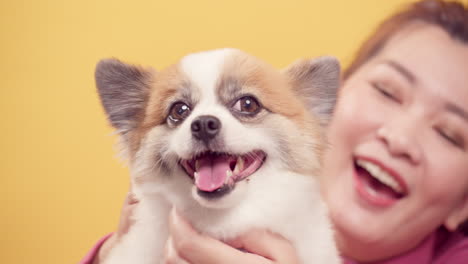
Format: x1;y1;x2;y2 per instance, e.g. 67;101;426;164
82;0;468;263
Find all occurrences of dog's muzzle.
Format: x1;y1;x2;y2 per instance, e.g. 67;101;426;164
180;150;266;198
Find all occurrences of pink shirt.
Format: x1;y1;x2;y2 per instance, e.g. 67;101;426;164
79;233;113;264
80;229;467;264
344;228;468;264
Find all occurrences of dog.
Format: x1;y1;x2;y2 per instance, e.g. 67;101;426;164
95;48;340;264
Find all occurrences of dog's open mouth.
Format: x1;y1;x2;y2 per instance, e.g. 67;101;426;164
180;150;266;193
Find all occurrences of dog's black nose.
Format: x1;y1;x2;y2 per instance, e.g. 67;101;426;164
191;115;221;142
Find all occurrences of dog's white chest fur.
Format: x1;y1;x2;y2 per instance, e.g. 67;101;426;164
96;48;341;264
106;170;339;264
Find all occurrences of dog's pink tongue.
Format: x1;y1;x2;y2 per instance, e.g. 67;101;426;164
195;155;231;192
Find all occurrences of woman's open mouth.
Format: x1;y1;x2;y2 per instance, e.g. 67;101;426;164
353;157;408;207
180;150;266;194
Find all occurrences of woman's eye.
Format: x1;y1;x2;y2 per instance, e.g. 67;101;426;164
168;102;191;124
233;96;261;115
373;82;399;102
437;129;465;150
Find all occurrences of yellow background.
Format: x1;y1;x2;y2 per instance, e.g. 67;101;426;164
1;0;410;263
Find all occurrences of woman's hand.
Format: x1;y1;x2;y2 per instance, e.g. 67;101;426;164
163;209;300;264
92;192;139;264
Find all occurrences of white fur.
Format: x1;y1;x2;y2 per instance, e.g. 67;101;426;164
181;48;234;103
103;49;340;264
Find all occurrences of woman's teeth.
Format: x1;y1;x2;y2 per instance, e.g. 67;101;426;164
356;159;404;194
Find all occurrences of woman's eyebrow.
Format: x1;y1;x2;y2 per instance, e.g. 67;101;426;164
383;60;416;84
446;102;468;123
381;61;468;123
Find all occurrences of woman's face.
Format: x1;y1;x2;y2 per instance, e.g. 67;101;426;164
323;24;468;261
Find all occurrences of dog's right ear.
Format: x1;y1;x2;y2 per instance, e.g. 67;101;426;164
283;56;340;127
95;58;154;134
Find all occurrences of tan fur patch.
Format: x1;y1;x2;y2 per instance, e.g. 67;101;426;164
219;51;308;121
127;64;190;159
219;51;326;172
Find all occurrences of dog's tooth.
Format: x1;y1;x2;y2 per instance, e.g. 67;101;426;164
195;160;200;171
225;170;233;184
239;157;244;170
194;172;200;185
234;157;244;174
233;164;240;174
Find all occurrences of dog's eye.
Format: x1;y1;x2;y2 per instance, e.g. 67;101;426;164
168;102;191;124
233;96;261;115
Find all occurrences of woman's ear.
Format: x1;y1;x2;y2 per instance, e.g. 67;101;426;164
444;192;468;231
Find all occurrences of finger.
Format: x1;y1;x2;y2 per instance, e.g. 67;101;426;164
226;230;300;264
163;237;191;264
126;191;139;205
170;209;272;264
92;234;117;264
117;192;139;236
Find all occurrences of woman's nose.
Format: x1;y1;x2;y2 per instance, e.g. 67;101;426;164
376;118;422;164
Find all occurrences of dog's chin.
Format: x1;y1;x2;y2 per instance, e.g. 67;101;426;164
180;150;266;209
191;182;249;209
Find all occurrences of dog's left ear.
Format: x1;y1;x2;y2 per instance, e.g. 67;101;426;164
283;56;340;126
95;58;154;134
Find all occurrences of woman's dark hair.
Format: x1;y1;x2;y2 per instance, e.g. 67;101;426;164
343;0;468;236
343;0;468;80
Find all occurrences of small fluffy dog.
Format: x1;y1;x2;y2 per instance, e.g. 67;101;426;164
95;48;340;264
